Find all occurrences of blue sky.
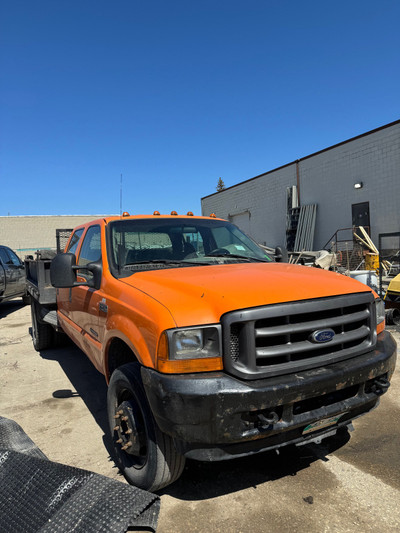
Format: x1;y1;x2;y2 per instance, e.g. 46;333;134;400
1;1;399;216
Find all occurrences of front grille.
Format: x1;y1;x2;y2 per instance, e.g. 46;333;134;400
222;293;377;380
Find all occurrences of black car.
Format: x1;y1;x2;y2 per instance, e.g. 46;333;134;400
0;245;29;305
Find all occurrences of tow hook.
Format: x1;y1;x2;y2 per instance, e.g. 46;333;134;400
257;411;280;427
370;377;390;395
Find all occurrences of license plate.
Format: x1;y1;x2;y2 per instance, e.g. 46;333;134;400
302;415;342;435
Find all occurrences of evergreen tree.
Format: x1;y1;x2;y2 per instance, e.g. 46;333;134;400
216;177;225;192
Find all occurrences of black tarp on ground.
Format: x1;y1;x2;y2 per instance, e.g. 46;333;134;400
0;417;160;532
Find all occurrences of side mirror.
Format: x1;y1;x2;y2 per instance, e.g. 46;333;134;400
86;260;102;291
50;253;81;288
50;253;102;290
274;246;288;263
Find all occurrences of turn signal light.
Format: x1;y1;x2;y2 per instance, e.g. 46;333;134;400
157;357;223;373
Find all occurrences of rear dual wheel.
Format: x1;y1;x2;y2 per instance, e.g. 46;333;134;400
107;362;185;491
30;300;53;351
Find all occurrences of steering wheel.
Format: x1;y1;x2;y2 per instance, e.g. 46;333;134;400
208;248;230;256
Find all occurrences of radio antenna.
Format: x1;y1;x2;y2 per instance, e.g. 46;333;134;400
120;173;123;216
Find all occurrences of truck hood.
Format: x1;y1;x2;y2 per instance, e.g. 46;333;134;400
120;263;371;327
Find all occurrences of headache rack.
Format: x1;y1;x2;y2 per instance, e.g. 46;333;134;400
222;292;377;380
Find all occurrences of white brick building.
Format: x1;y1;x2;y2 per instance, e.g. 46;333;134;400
201;120;400;251
0;215;111;259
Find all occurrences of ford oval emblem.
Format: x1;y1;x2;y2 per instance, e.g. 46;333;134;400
309;329;335;343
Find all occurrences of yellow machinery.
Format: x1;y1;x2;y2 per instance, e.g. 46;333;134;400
384;273;400;325
365;253;379;271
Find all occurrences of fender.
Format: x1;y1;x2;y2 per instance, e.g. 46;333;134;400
103;313;163;375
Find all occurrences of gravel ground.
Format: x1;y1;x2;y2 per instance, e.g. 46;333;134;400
1;300;399;533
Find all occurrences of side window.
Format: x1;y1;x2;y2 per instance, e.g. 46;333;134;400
0;248;20;266
0;248;11;265
78;226;102;267
67;229;84;254
7;248;22;266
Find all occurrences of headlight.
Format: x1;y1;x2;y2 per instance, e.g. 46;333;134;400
169;326;221;360
157;325;223;373
375;298;385;333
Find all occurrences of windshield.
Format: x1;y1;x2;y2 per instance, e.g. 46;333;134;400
108;218;272;276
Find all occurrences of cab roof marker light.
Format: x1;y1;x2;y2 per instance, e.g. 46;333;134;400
209;213;217;218
187;211;194;216
153;211;160;216
171;211;178;216
122;212;130;217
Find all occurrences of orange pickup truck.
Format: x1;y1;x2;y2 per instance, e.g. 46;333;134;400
27;213;396;491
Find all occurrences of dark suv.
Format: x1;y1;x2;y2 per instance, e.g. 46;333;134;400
0;245;29;305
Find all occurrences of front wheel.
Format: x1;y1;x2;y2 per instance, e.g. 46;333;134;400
107;362;185;491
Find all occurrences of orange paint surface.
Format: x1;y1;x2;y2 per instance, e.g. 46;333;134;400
58;215;379;376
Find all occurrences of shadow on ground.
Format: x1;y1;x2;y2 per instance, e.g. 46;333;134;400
160;429;350;499
38;343;109;435
0;299;27;319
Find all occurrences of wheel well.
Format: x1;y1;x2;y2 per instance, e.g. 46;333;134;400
107;338;138;379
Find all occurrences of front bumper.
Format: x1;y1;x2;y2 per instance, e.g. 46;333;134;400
141;330;397;461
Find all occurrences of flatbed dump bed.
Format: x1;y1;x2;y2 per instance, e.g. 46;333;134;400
25;251;57;306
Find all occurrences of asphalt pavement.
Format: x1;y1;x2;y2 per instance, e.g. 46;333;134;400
1;300;399;533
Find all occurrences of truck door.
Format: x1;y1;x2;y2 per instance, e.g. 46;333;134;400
0;259;5;298
70;225;104;370
352;202;370;240
0;247;25;298
57;227;84;320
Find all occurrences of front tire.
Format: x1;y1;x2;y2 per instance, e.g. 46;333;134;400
107;362;185;491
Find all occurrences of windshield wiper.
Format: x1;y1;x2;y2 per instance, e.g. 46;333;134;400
206;253;270;262
124;259;210;267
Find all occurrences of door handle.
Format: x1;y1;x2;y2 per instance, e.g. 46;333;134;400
99;299;108;313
